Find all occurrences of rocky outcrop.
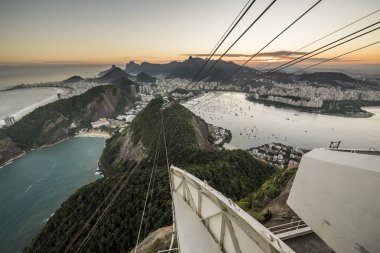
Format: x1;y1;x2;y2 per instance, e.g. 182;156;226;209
191;116;213;149
130;226;173;253
114;131;148;166
0;138;23;166
83;86;121;121
263;174;299;227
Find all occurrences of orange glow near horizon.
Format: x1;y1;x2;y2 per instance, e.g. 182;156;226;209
1;0;379;67
1;49;378;66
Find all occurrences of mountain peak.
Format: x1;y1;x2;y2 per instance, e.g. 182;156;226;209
136;72;157;83
62;75;83;83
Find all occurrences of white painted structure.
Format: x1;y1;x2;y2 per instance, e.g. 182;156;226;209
91;118;109;128
171;166;295;253
4;116;16;127
268;220;312;240
287;149;380;253
116;115;135;123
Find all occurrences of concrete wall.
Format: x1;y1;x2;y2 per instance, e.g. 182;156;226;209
287;149;380;253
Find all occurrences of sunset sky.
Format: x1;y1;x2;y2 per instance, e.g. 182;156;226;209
0;0;379;67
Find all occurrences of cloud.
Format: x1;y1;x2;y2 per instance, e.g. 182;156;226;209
124;56;161;60
182;51;357;64
182;51;308;58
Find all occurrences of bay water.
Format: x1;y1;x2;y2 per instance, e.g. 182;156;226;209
0;137;104;253
185;92;380;150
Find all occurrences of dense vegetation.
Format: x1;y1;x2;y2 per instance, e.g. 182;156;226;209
321;100;378;116
247;95;376;117
0;85;135;166
5;85;132;149
238;167;297;222
25;98;276;253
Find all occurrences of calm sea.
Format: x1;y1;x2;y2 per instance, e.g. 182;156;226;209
0;88;60;120
0;64;109;90
0;64;110;121
0;137;104;253
185;92;380;150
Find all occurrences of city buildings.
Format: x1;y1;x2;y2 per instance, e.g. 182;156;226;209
248;143;306;169
139;84;151;95
91;118;110;128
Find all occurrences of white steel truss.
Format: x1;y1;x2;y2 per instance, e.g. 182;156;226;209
171;166;295;253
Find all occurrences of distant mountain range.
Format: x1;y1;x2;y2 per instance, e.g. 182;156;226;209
61;57;376;90
125;61;181;76
125;56;253;83
297;72;356;85
124;56;373;89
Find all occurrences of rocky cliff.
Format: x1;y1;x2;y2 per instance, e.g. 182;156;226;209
238;167;299;225
99;98;217;175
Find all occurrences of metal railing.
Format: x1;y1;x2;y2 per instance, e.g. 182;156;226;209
171;165;295;253
268;220;308;235
157;248;179;253
328;148;380;156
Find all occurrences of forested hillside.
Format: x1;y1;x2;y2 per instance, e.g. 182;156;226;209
0;85;133;165
25;98;276;253
238;167;298;224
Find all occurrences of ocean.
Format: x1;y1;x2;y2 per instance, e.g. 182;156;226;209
0;65;111;253
0;137;104;253
0;64;111;124
0;88;61;120
0;64;110;90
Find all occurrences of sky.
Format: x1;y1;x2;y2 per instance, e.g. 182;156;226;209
0;0;379;67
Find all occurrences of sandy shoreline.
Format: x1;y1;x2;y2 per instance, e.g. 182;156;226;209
0;132;109;169
75;130;111;138
0;87;70;126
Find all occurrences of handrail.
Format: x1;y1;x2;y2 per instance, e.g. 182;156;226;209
267;220;304;229
157;248;179;253
270;224;308;234
328;148;380;156
171;165;295;253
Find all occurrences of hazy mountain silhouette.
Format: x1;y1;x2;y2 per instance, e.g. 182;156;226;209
125;61;181;75
124;57;365;87
125;56;254;82
298;72;356;85
95;66;132;83
136;72;157;83
62;75;84;83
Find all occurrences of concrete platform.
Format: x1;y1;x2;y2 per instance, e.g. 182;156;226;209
173;191;222;253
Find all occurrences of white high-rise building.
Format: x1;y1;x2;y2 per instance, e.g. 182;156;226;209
139;84;151;95
4;116;16;127
130;85;137;97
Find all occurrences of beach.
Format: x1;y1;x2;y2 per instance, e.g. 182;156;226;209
0;87;68;127
75;129;111;138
